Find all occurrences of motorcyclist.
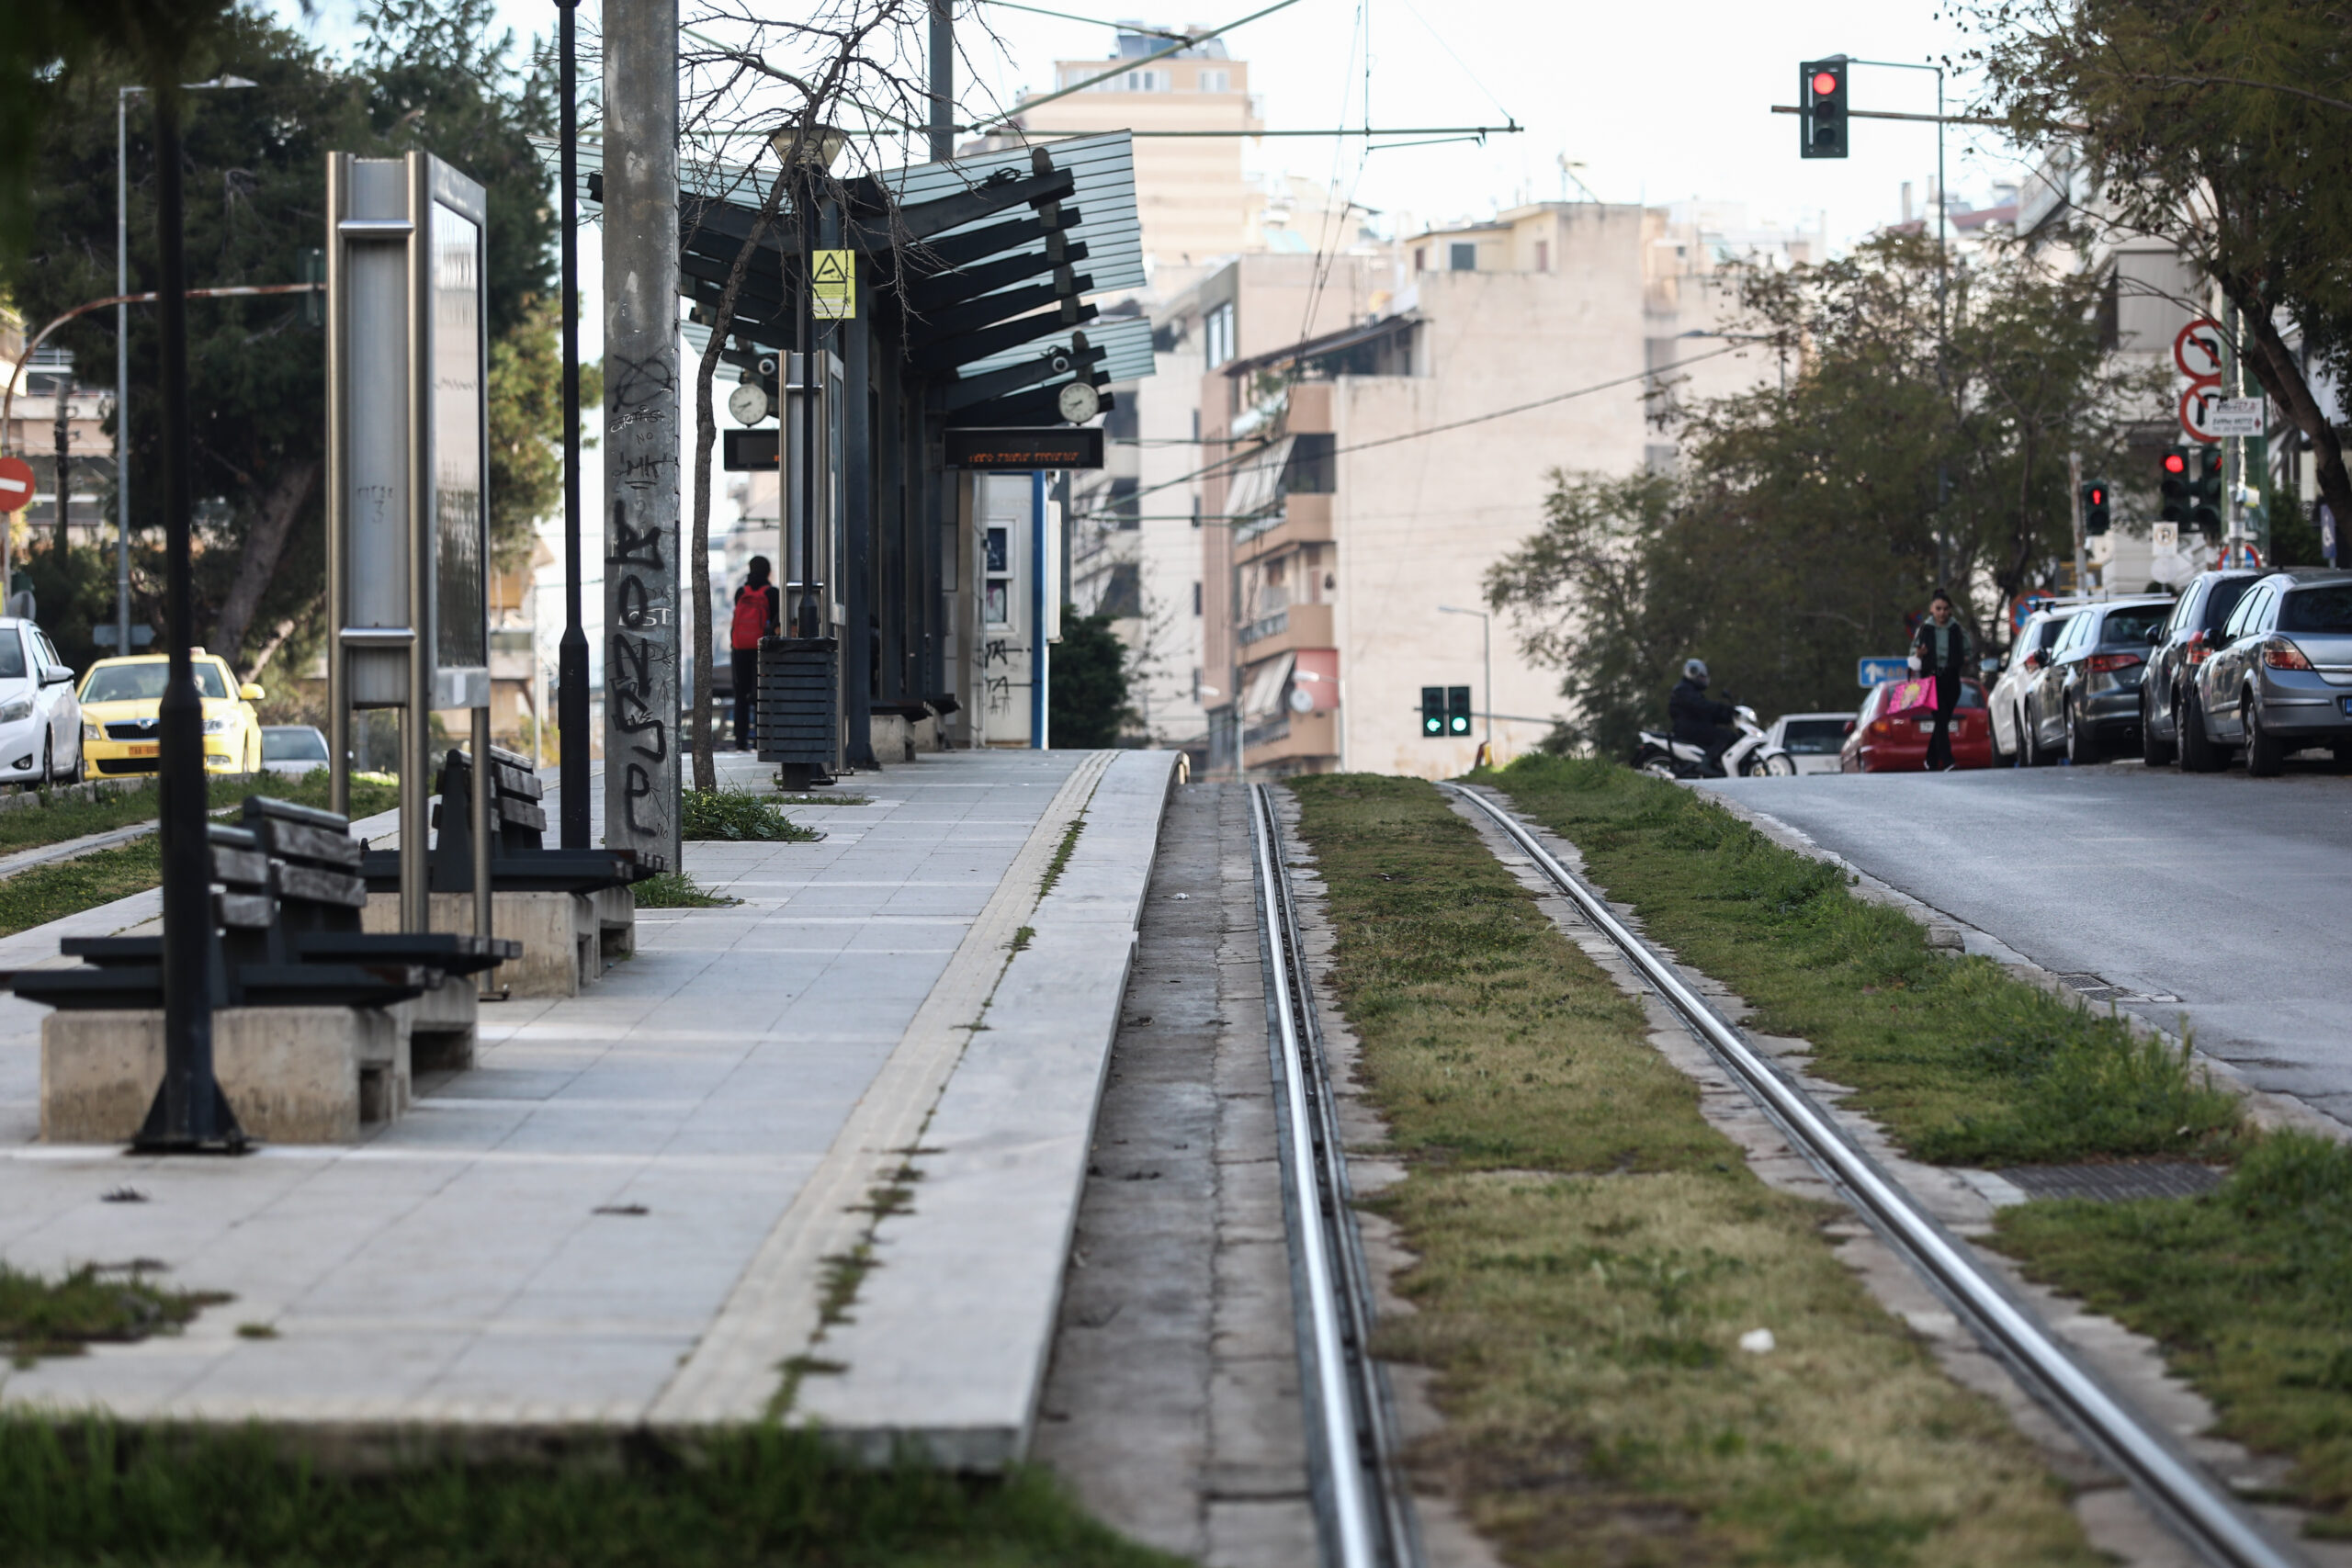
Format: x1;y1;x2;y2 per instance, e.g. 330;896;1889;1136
1669;658;1740;776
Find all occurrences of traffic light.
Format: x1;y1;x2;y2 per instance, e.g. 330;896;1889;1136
1801;58;1849;159
2081;479;2110;536
1420;686;1445;738
2160;446;2191;525
2192;446;2223;531
1447;686;1473;737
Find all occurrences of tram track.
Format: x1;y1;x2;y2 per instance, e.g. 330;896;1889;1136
1248;782;1423;1568
1442;780;2305;1568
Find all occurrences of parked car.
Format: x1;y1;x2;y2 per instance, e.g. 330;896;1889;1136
2184;568;2352;775
259;724;332;776
78;650;266;776
0;616;84;788
2140;569;2263;766
1988;603;2087;764
2018;594;2174;765
1763;711;1857;775
1840;679;1993;772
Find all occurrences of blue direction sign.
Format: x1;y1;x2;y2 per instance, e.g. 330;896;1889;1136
1858;657;1908;688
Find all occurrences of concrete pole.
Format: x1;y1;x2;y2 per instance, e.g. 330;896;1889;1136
928;0;956;163
602;0;683;872
2068;451;2086;597
117;88;134;656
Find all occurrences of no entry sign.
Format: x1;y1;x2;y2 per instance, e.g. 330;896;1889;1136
0;457;32;514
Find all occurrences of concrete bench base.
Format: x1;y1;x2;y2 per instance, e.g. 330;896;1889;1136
390;982;479;1074
41;1006;407;1144
362;888;633;998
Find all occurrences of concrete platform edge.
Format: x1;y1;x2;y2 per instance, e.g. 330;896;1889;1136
794;750;1181;1468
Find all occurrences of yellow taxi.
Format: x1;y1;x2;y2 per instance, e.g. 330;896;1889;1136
78;651;266;776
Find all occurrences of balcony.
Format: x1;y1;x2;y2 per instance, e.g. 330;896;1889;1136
1234;494;1332;563
1236;602;1332;658
1242;710;1338;771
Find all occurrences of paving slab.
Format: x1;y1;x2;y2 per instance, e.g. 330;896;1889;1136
0;747;1170;1443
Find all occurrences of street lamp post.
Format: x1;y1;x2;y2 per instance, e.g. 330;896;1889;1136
1437;603;1491;761
556;0;589;846
114;75;254;662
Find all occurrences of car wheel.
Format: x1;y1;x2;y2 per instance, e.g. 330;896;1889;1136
1763;752;1797;776
39;734;52;793
2065;700;2100;765
2021;704;2047;767
2177;692;2224;773
2140;687;2176;767
59;733;82;786
1990;705;2013;767
2245;690;2286;776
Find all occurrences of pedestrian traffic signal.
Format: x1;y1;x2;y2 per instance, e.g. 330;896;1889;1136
2160;446;2191;525
1420;686;1445;738
2081;479;2110;536
1447;686;1473;736
1801;58;1849;160
2192;446;2223;531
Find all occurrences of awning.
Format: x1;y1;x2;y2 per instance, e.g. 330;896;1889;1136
1241;651;1295;718
1223;437;1295;521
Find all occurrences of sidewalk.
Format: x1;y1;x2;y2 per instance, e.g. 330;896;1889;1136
0;748;1176;1455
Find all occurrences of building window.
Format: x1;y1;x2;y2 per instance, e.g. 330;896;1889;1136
1285;433;1336;494
1197;68;1229;92
1193;581;1203;615
1104;396;1138;442
1204;301;1236;368
1413;246;1426;274
983;525;1012;626
1534;239;1549;272
1107;476;1140;530
1449;242;1476;272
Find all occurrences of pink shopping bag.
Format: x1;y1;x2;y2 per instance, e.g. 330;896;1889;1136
1884;677;1937;716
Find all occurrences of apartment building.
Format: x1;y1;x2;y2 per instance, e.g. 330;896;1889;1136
1193;200;1811;779
0;345;115;555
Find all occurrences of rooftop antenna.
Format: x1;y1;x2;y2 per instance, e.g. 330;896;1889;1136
1556;153;1598;203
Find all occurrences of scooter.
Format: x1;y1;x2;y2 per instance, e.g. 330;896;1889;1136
1631;704;1794;780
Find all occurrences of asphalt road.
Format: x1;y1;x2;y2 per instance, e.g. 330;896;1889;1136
1701;759;2352;1130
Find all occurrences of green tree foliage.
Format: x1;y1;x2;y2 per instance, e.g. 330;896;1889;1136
1048;604;1136;750
1965;0;2352;543
3;0;559;673
1487;234;2151;756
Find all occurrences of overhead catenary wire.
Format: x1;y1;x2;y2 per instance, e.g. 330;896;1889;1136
1070;343;1745;524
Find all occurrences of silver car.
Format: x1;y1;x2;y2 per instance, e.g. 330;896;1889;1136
2186;568;2352;775
0;617;84;788
260;724;332;776
2019;595;2174;765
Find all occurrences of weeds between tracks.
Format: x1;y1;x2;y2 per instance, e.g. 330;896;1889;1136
1288;773;2097;1568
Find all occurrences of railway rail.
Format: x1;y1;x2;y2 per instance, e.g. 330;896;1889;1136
1248;783;1422;1568
1442;781;2302;1568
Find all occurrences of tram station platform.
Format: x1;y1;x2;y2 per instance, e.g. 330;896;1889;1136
0;746;1177;1463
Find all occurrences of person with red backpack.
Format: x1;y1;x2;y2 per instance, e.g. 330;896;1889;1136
730;557;780;750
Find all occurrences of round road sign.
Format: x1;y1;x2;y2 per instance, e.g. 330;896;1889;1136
2173;318;2224;382
2178;384;2224;444
0;457;33;514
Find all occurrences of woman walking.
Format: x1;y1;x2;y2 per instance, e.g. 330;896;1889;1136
730;557;780;751
1909;587;1973;772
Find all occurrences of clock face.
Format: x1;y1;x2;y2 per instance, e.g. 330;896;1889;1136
1057;380;1100;423
728;381;772;426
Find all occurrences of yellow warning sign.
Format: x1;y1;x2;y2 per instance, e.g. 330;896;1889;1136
811;248;856;321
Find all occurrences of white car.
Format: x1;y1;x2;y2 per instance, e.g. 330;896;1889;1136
1989;602;2090;764
1763;711;1857;774
0;617;83;788
259;724;332;776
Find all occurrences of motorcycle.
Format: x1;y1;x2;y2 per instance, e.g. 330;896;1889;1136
1631;704;1795;780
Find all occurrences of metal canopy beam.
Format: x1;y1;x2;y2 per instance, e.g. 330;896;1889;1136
912;299;1098;376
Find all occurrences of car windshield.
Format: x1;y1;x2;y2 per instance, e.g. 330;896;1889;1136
1781;719;1849;754
2099;607;2168;647
2030;615;2072;653
83;662;230;703
0;634;22;682
262;728;329;762
2279;585;2352;635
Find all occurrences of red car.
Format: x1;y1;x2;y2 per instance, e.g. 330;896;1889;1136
1839;679;1994;772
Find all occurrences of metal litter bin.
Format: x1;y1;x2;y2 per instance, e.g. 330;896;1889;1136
756;636;840;785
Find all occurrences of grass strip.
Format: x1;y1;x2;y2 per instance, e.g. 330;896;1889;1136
634;871;741;908
682;785;820;841
0;1265;226;1366
1485;756;2241;1167
0;773;400;939
1288;773;2098;1567
1994;1133;2352;1537
0;1420;1182;1567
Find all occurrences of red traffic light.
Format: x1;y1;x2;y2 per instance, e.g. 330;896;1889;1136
2087;486;2106;506
1811;70;1840;96
2162;452;2188;476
